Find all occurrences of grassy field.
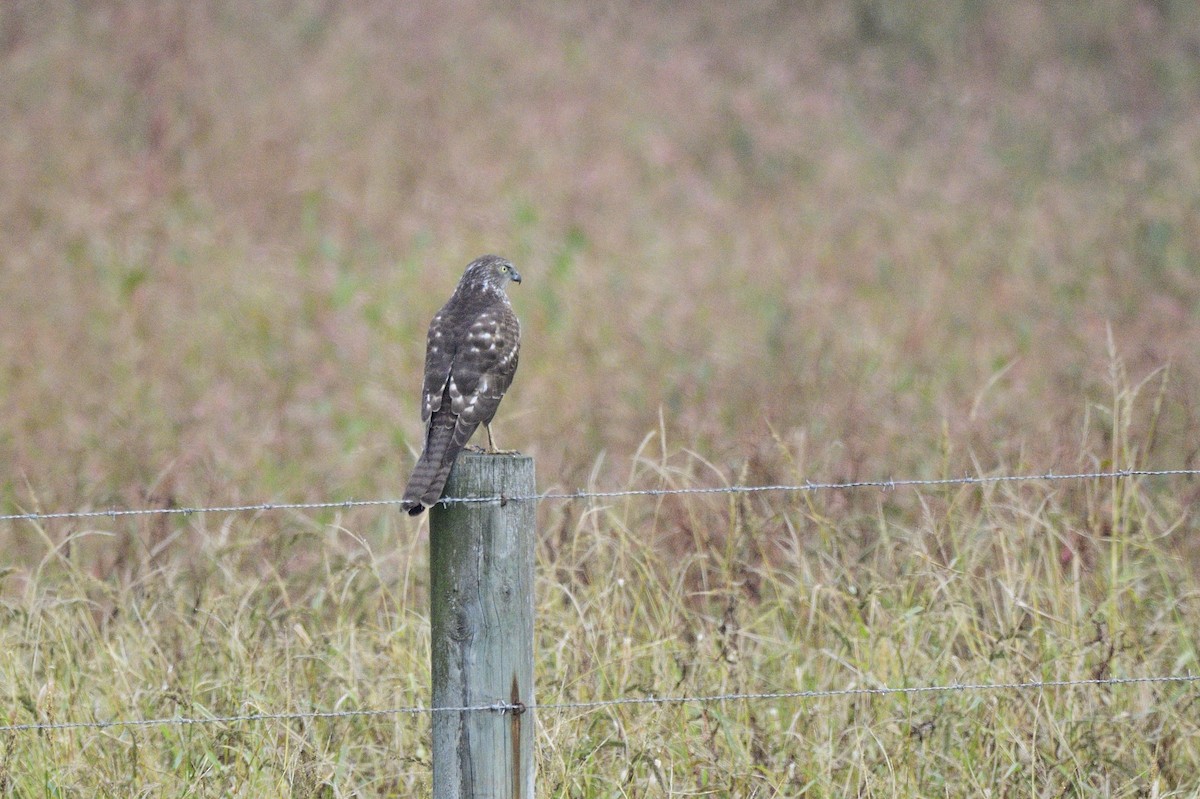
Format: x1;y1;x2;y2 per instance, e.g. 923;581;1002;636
1;1;1200;795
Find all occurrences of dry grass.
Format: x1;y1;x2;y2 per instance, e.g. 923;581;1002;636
1;1;1199;795
2;442;1198;796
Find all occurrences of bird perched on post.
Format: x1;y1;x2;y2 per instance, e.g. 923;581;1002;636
401;255;522;515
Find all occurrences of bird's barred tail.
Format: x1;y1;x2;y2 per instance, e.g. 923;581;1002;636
401;420;477;515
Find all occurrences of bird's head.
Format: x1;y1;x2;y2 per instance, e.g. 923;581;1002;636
460;254;522;295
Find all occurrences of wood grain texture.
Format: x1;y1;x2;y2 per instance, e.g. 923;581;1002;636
430;452;535;799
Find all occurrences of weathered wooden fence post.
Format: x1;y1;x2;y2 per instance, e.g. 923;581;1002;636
430;452;536;799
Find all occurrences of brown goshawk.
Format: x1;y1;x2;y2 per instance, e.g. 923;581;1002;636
401;254;522;515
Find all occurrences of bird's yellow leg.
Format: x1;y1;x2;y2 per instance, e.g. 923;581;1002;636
464;424;498;454
481;422;520;455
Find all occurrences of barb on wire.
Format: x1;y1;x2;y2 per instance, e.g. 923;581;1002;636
3;674;1196;735
535;468;1200;503
0;468;1196;525
0;701;510;734
529;673;1200;713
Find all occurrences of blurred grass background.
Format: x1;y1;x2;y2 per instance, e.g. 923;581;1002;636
1;1;1200;796
2;0;1199;513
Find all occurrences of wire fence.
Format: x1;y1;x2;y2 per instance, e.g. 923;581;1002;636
3;465;1198;738
3;674;1197;735
1;467;1197;524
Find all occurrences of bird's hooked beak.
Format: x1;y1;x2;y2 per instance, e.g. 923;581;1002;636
509;268;522;284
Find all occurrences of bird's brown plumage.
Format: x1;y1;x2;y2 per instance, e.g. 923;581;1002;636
402;255;522;515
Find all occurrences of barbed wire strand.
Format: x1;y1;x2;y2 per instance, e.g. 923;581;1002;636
3;673;1196;734
1;468;1197;524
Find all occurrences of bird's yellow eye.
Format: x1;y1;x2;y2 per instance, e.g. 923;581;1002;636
499;264;509;272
